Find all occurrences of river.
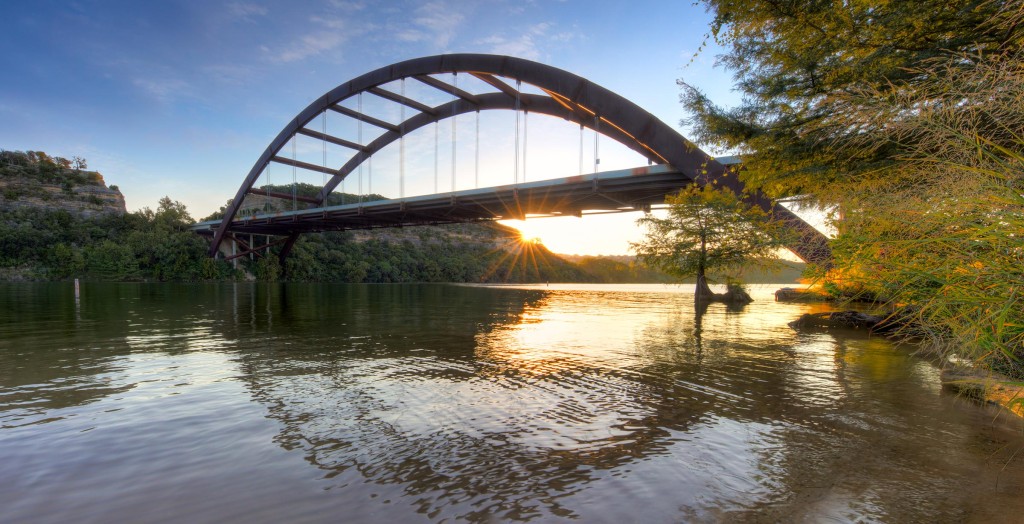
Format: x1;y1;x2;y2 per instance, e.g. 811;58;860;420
1;282;1022;523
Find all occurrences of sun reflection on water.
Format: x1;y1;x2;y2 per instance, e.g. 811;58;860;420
3;282;1023;523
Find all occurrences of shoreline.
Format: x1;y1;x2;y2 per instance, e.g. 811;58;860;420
941;368;1024;419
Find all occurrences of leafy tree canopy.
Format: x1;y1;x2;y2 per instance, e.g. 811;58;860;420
631;185;790;300
682;0;1023;202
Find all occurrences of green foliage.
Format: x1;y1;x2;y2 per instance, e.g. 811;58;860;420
0;199;238;282
254;253;282;282
275;223;592;284
682;0;1022;201
690;2;1023;376
1;149;105;188
49;243;84;278
827;50;1024;378
2;187;22;201
86;240;140;279
631;185;789;283
569;256;673;283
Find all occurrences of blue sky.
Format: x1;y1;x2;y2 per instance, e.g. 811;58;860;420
1;1;740;255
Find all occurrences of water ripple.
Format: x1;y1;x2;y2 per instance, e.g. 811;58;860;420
1;282;1023;523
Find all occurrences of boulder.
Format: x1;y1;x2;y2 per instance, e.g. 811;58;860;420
788;310;885;331
774;287;831;302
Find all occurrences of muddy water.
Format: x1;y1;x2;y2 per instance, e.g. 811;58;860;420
1;282;1022;523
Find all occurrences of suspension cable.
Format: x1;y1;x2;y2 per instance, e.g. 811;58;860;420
434;122;439;194
400;78;406;199
593;115;600;174
357;92;363;204
475;110;480;188
322;109;328;192
291;136;297;211
514;79;521;184
451;72;457;193
522;110;528;183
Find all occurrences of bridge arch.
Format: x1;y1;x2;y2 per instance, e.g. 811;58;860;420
211;54;830;264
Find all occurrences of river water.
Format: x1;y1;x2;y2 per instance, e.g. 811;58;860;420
1;282;1022;523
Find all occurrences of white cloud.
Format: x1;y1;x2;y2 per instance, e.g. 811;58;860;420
227;2;268;22
477;34;541;61
395;29;426;42
413;2;464;48
272;33;346;63
329;0;366;10
476;22;583;60
267;16;352;63
310;15;345;30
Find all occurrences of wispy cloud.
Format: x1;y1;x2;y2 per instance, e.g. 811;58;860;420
476;22;579;61
328;0;366;10
266;15;352;63
227;2;268;22
310;15;346;29
395;29;426;42
413;2;464;48
272;33;346;63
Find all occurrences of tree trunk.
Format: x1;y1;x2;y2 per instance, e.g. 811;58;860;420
695;230;712;303
694;272;715;303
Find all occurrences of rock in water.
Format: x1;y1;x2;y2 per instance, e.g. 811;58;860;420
788;311;884;331
721;286;753;304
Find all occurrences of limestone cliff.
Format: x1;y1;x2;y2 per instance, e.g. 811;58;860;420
0;150;126;217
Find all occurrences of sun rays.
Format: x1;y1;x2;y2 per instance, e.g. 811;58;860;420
479;229;568;282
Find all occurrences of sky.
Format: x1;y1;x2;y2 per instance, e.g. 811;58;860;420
0;0;748;256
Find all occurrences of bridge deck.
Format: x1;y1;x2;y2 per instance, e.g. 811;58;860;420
192;165;689;236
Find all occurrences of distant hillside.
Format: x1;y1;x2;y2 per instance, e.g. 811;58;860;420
0;150;125;217
730;260;807;284
559;254;806;284
559;254;674;283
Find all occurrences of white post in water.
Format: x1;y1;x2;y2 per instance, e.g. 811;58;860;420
74;278;80;300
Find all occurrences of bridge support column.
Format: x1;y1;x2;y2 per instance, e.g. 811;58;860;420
278;232;300;276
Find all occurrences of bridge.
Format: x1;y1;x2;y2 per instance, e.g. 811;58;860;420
193;164;697;246
198;54;831;265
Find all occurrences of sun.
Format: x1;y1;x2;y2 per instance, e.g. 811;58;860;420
505;219;547;247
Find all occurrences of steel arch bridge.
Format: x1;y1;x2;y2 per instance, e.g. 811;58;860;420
196;54;831;265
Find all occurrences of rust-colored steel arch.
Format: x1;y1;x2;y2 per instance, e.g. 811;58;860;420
211;54;831;264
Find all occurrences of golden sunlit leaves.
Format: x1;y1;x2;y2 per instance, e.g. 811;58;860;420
829;49;1024;377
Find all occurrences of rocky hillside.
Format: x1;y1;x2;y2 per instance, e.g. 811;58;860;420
0;150;125;217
